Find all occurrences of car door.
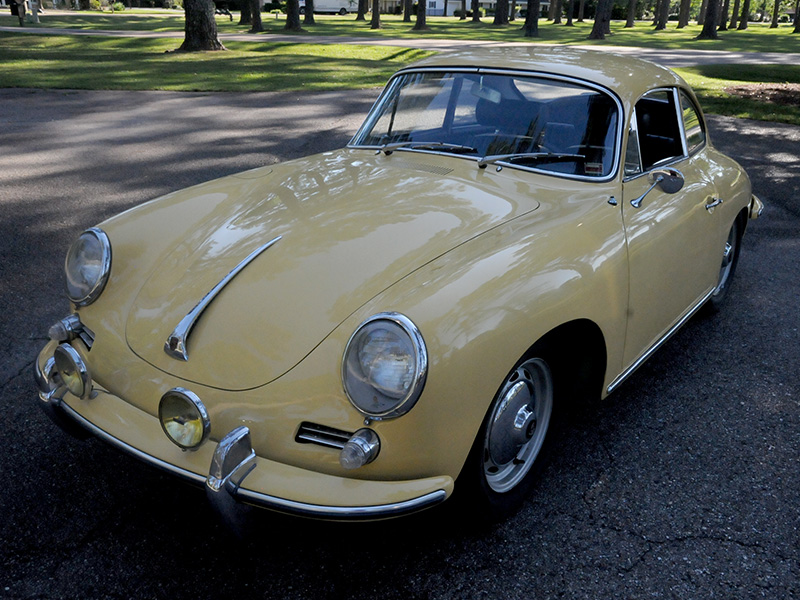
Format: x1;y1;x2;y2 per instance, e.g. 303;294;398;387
620;88;722;368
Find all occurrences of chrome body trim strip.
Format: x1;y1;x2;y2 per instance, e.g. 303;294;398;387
607;288;714;395
164;235;282;361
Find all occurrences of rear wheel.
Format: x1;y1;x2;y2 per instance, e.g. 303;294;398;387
459;355;554;520
338;7;347;13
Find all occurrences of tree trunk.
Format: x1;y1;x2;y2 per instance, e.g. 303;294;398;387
471;0;481;20
697;0;708;23
523;0;540;34
249;0;264;31
770;0;780;27
588;0;611;37
356;0;367;20
654;0;669;29
696;0;720;37
795;0;800;31
238;0;251;24
577;0;585;20
460;0;466;18
728;0;740;26
553;0;563;23
493;0;509;23
565;0;574;24
179;0;225;51
625;0;636;27
370;0;381;26
737;0;750;28
413;0;428;28
404;0;412;21
717;0;729;29
510;0;517;20
284;0;303;29
677;0;691;27
303;0;316;24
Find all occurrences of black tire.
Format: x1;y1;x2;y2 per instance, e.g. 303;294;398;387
705;213;744;313
338;7;347;14
456;353;555;521
299;6;306;13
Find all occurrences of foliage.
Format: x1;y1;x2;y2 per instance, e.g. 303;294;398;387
112;1;125;9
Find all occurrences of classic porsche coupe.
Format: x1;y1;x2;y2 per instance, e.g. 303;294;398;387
35;47;763;523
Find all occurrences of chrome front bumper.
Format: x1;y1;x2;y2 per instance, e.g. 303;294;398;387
35;340;449;523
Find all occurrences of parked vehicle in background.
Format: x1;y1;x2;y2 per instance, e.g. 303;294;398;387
298;0;354;14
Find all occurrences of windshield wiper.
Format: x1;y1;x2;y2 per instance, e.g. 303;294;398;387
377;141;478;156
477;152;586;169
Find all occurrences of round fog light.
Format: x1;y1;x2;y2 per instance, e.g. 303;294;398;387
54;343;92;399
159;388;210;450
339;428;380;470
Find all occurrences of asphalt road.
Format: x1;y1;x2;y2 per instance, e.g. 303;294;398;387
1;87;798;599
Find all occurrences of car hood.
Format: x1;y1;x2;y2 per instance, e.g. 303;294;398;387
125;149;539;390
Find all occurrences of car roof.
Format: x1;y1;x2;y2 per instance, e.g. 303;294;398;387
400;46;688;108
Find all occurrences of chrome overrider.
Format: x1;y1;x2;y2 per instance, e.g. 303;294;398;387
35;316;447;522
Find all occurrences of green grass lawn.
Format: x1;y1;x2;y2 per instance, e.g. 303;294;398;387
2;11;799;52
0;11;798;124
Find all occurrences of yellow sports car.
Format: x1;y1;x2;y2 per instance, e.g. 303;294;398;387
35;47;763;523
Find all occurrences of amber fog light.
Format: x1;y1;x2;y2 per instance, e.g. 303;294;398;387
54;343;92;399
159;388;210;450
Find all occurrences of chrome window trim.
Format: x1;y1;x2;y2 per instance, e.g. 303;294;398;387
607;288;715;394
677;88;708;158
348;67;624;184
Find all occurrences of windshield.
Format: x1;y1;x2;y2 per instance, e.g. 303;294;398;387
350;70;620;180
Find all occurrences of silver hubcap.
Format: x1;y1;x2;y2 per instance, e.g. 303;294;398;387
714;222;738;296
483;358;553;494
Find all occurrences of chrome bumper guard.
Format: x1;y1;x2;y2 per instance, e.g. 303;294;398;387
35;345;447;522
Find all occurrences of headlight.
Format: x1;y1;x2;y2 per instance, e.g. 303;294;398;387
342;312;427;419
65;227;111;306
158;388;211;450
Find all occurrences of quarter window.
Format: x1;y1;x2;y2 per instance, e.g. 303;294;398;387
679;90;706;154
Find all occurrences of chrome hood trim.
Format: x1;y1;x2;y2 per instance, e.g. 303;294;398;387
164;236;282;361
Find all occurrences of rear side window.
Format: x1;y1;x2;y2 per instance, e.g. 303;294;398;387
679;90;706;154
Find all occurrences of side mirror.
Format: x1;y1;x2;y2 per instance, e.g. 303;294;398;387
631;168;685;209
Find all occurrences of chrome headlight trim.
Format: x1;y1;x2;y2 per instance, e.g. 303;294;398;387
342;312;427;420
64;227;112;307
53;343;92;400
158;387;211;450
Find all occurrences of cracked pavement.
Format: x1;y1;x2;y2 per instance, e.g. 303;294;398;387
1;88;798;599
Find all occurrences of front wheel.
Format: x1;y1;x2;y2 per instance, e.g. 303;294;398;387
705;215;743;313
458;356;554;520
338;7;347;13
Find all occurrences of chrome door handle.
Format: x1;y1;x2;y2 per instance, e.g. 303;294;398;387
705;197;724;212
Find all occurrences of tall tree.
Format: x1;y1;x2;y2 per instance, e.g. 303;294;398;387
577;0;585;20
238;0;252;25
795;0;800;31
494;0;510;23
356;0;367;20
697;0;708;24
304;0;316;24
677;0;691;27
737;0;750;28
718;0;730;29
460;0;466;18
653;0;669;29
625;0;637;27
588;0;612;37
697;0;720;37
510;0;518;20
471;0;481;20
553;0;563;23
179;0;225;51
564;0;574;24
249;0;264;31
729;0;740;27
404;0;412;21
413;0;429;28
370;0;381;27
522;0;541;34
770;0;780;27
284;0;303;30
